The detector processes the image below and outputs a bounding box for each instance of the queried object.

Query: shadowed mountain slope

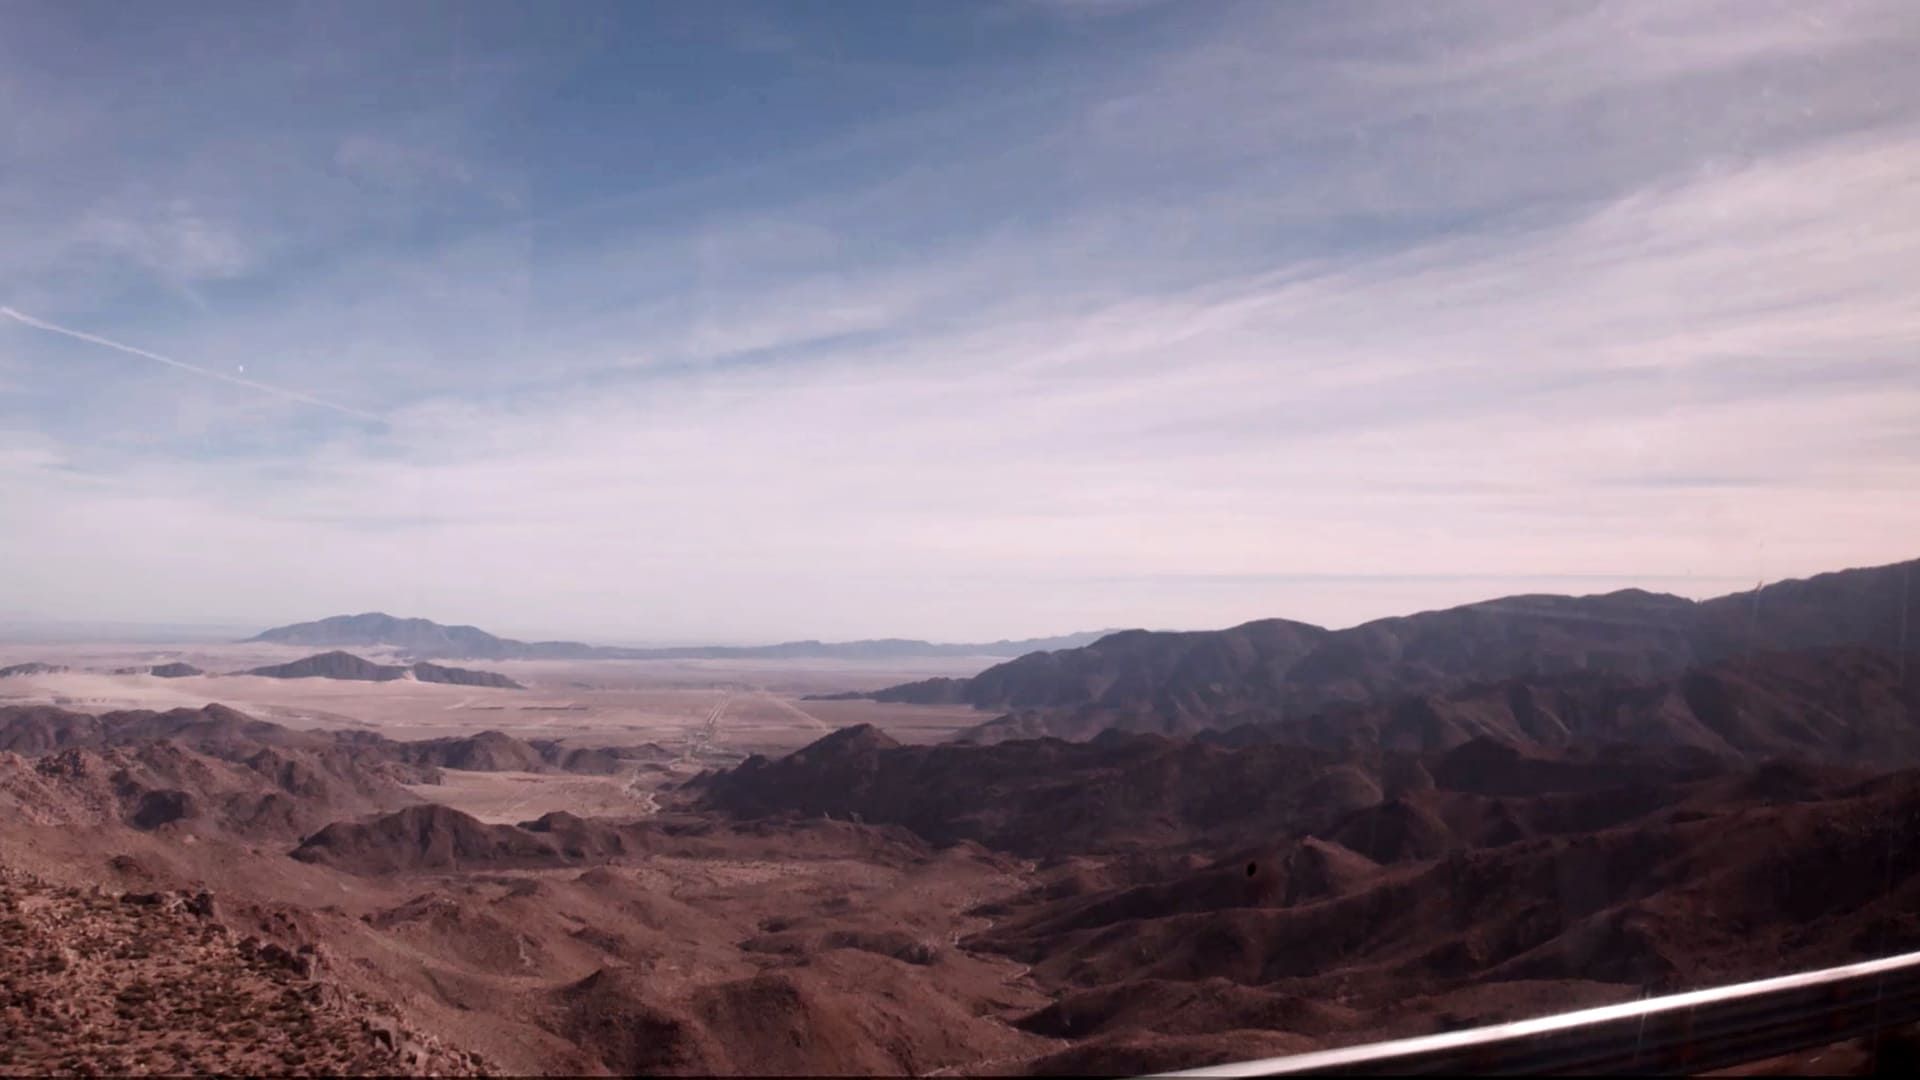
[693,722,1731,857]
[1178,646,1920,765]
[291,804,579,874]
[108,662,205,677]
[242,651,522,689]
[869,558,1920,741]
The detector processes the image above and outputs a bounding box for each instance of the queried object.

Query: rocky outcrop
[0,867,486,1075]
[243,651,522,689]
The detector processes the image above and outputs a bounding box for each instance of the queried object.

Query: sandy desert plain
[0,641,990,824]
[1,640,1079,1075]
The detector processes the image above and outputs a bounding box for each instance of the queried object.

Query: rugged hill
[869,558,1920,740]
[520,837,1053,1075]
[702,640,1920,855]
[0,740,413,837]
[682,711,1920,1072]
[693,723,1734,857]
[869,591,1711,733]
[1694,558,1920,659]
[408,660,524,689]
[691,718,1920,1070]
[0,703,668,793]
[977,647,1920,765]
[242,651,523,689]
[291,804,584,875]
[871,618,1330,714]
[109,662,205,677]
[387,730,674,774]
[0,702,320,756]
[0,702,669,825]
[965,764,1920,1068]
[8,693,1919,1074]
[0,702,1055,1075]
[396,730,546,772]
[0,704,430,836]
[245,651,406,680]
[0,661,68,678]
[249,611,1116,661]
[1347,645,1920,764]
[1279,588,1702,701]
[0,867,485,1075]
[252,614,534,659]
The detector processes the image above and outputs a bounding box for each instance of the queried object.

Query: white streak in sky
[1,306,383,422]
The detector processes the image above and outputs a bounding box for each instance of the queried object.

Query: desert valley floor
[0,645,995,834]
[0,644,1058,1075]
[6,564,1920,1077]
[0,642,991,747]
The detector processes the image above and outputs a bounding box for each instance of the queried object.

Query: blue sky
[3,0,1918,643]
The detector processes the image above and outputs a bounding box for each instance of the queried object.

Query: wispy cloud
[0,0,1916,639]
[1,307,384,422]
[74,202,254,283]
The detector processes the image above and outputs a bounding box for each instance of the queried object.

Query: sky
[2,0,1918,645]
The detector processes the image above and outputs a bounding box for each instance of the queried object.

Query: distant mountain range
[860,557,1920,742]
[247,612,1118,662]
[241,650,523,689]
[108,663,204,678]
[2,661,202,679]
[0,661,70,678]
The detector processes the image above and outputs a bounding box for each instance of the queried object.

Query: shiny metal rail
[1153,949,1920,1076]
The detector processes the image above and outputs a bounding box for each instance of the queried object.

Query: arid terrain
[3,559,1918,1076]
[12,0,1920,1071]
[0,644,992,753]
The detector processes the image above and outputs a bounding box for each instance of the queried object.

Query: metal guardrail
[1152,949,1920,1076]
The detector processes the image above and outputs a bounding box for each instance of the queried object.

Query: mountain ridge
[863,558,1920,741]
[241,650,523,689]
[248,612,1120,662]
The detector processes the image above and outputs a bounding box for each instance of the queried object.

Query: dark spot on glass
[1246,861,1257,878]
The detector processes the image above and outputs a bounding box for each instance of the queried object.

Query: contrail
[1,305,383,422]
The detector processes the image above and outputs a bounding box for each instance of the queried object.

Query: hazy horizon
[10,554,1906,650]
[5,0,1918,642]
